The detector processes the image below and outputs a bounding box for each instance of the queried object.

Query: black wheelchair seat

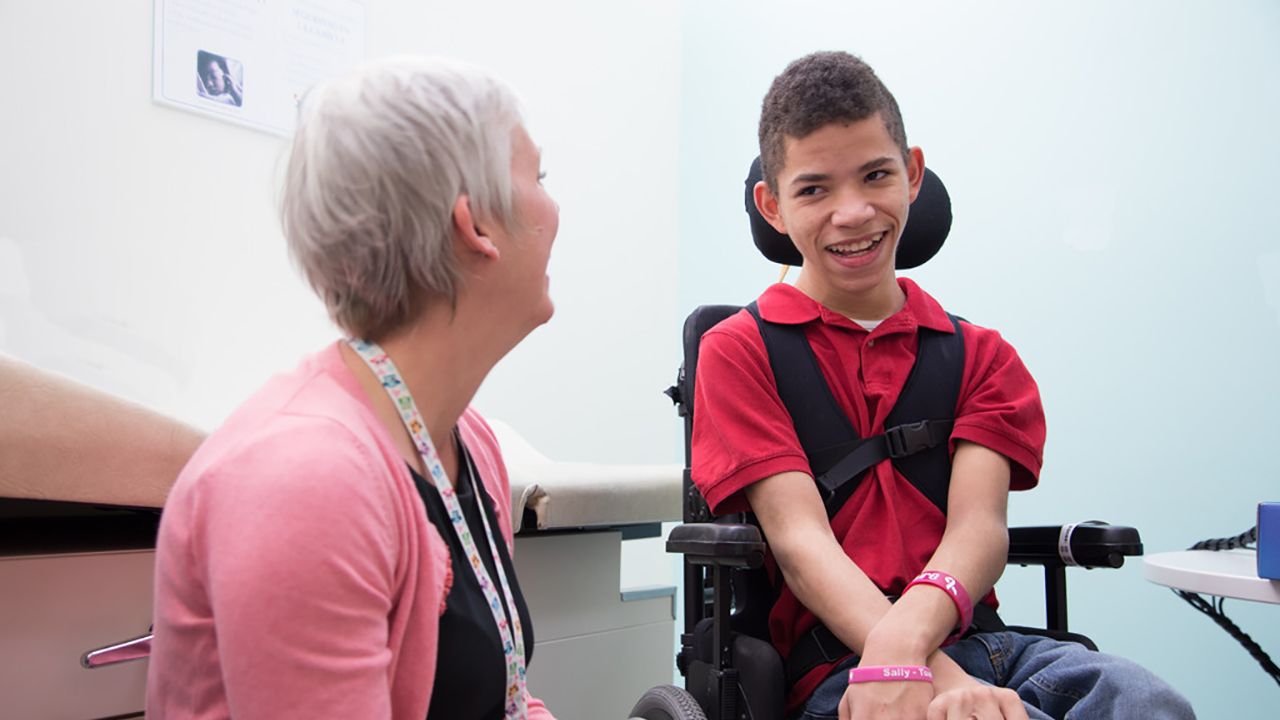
[630,158,1143,720]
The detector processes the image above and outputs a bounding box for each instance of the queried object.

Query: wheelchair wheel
[629,684,707,720]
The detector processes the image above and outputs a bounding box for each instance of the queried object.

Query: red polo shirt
[690,278,1046,711]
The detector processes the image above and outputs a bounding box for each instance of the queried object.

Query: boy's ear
[906,146,926,204]
[452,195,499,261]
[754,181,789,235]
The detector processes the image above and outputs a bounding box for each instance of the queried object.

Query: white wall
[0,0,684,466]
[678,1,1280,716]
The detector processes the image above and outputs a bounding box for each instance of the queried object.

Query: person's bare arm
[863,441,1011,661]
[850,441,1027,720]
[744,470,895,651]
[746,470,942,719]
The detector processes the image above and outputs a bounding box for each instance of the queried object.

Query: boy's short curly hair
[758,51,908,194]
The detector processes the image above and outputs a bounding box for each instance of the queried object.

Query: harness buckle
[885,421,937,458]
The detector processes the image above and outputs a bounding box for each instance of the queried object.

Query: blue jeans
[793,632,1195,720]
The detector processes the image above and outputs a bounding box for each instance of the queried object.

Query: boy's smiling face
[756,114,923,320]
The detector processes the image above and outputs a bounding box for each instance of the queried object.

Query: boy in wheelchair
[688,51,1193,720]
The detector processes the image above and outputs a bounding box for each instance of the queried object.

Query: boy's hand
[839,679,932,720]
[837,654,1030,720]
[927,682,1028,720]
[926,656,1029,720]
[837,678,1029,720]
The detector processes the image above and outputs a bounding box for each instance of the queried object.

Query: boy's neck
[794,271,907,321]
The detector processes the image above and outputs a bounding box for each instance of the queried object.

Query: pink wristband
[905,570,973,647]
[848,666,934,684]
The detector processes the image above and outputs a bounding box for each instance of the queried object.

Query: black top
[411,439,534,720]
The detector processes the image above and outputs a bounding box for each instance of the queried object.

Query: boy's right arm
[745,471,935,719]
[694,322,910,664]
[743,470,894,652]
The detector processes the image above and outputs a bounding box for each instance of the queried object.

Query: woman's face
[502,124,559,326]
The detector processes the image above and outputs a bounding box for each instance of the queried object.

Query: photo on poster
[195,50,243,108]
[153,0,365,135]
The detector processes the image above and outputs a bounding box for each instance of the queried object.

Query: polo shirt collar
[756,277,955,335]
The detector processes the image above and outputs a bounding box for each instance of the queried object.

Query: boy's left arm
[904,440,1012,641]
[847,441,1024,718]
[840,330,1042,718]
[884,325,1045,653]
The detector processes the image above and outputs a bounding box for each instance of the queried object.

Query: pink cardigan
[148,342,555,720]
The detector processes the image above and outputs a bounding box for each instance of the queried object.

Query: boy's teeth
[829,234,882,257]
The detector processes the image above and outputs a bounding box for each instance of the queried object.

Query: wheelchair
[629,159,1144,720]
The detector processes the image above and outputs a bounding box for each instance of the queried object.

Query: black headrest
[744,156,952,270]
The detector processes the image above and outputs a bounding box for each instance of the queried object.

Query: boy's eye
[866,170,890,182]
[796,185,821,197]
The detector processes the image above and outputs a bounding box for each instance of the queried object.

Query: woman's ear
[452,195,499,260]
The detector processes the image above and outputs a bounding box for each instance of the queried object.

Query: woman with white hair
[147,56,559,720]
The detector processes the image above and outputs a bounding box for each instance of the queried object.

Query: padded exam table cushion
[488,419,682,533]
[0,354,204,509]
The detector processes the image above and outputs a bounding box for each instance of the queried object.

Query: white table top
[1143,549,1280,605]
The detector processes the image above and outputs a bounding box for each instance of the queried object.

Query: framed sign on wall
[152,0,366,135]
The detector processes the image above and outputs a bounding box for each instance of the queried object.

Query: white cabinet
[0,549,153,720]
[517,530,675,720]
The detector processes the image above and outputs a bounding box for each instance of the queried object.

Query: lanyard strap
[347,339,527,720]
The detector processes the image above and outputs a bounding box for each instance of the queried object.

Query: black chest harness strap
[744,303,1006,690]
[746,302,965,519]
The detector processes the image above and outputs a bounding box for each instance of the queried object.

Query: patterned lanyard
[347,339,527,720]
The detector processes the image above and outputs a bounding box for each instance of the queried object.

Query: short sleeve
[690,318,814,515]
[951,324,1046,491]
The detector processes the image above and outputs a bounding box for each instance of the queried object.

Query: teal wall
[675,1,1280,716]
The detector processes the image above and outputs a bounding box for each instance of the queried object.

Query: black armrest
[1008,522,1143,569]
[666,522,766,569]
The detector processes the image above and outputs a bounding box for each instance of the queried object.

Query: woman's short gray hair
[281,55,523,340]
